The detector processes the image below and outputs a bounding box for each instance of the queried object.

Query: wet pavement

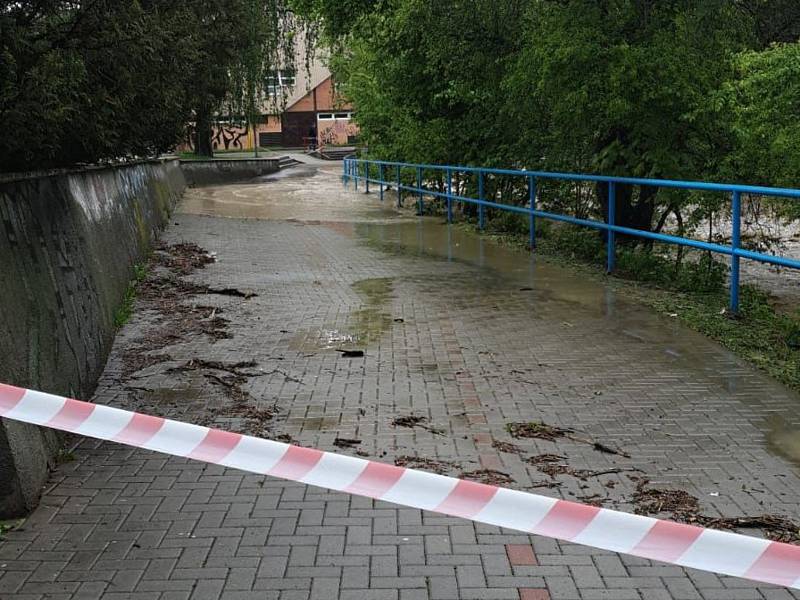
[2,161,800,599]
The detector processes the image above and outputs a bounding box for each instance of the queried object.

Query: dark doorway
[281,112,315,148]
[259,132,282,147]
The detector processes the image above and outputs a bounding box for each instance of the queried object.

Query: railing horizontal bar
[348,159,800,199]
[412,186,739,256]
[734,248,800,270]
[358,177,385,186]
[349,172,800,271]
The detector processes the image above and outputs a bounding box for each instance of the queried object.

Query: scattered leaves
[491,440,524,454]
[395,455,460,475]
[506,421,572,441]
[461,469,515,486]
[333,437,361,449]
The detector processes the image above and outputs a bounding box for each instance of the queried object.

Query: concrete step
[277,155,302,169]
[318,148,355,161]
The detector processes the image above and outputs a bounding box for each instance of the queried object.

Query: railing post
[354,160,359,191]
[365,162,370,194]
[529,175,537,250]
[396,165,402,208]
[416,167,423,215]
[730,190,741,313]
[607,181,616,273]
[478,171,485,229]
[379,164,384,202]
[446,168,453,223]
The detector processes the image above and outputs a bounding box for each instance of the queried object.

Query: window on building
[334,113,350,119]
[317,113,334,120]
[265,69,297,96]
[280,69,296,88]
[265,73,279,97]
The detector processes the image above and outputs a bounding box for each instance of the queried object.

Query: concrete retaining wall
[0,158,185,517]
[179,157,281,186]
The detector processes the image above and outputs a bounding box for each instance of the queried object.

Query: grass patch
[55,448,76,463]
[114,262,147,329]
[177,148,284,160]
[465,214,800,393]
[636,285,800,391]
[0,518,24,540]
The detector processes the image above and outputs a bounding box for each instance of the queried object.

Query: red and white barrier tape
[0,382,798,589]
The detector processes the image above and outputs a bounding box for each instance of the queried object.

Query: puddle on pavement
[350,278,395,345]
[766,415,800,467]
[355,218,615,312]
[129,385,208,417]
[290,277,395,352]
[352,218,800,471]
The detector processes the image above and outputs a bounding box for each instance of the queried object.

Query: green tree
[724,42,800,189]
[188,0,308,157]
[505,1,750,233]
[735,0,800,46]
[297,0,800,236]
[0,0,304,169]
[304,0,526,168]
[224,0,303,158]
[0,1,200,171]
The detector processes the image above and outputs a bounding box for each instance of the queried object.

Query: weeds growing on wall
[114,263,148,329]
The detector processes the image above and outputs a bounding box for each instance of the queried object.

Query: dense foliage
[0,0,301,171]
[295,0,800,234]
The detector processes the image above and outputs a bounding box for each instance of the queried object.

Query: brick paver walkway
[2,163,800,599]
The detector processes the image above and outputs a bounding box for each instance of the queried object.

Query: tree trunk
[195,105,214,157]
[596,182,658,245]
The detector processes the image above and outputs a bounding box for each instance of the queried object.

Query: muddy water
[354,218,800,467]
[178,160,800,467]
[767,415,800,466]
[355,218,695,354]
[180,164,407,223]
[355,218,612,311]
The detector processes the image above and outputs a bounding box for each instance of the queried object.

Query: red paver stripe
[519,589,551,600]
[269,445,324,480]
[506,544,538,566]
[0,383,27,413]
[113,413,165,446]
[633,519,704,563]
[479,453,504,471]
[46,398,95,430]
[435,479,498,518]
[346,461,406,498]
[532,500,600,540]
[189,429,242,464]
[746,542,800,588]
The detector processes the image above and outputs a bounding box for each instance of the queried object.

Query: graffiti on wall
[211,122,250,150]
[318,119,359,147]
[180,122,249,151]
[179,117,281,153]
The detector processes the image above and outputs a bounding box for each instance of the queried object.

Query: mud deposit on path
[114,241,279,437]
[179,164,405,223]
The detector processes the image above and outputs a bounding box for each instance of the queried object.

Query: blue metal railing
[342,157,800,312]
